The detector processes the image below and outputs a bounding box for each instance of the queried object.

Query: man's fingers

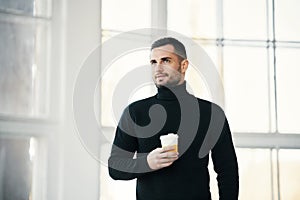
[159,162,173,168]
[159,152,178,158]
[159,158,177,165]
[157,153,178,164]
[147,147,179,170]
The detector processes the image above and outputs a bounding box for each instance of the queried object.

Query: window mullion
[151,0,167,29]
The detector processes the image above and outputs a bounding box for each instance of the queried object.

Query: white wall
[49,0,101,199]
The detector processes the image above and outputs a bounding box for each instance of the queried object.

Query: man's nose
[155,63,164,72]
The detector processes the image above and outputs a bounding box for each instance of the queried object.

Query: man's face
[150,44,188,88]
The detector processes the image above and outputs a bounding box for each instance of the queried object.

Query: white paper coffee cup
[160,133,178,152]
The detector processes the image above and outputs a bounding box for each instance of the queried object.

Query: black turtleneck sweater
[108,82,239,200]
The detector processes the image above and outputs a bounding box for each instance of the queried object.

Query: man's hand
[147,146,179,170]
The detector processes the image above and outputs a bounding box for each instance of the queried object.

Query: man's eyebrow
[150,59,157,64]
[161,57,172,61]
[150,56,173,64]
[150,57,173,61]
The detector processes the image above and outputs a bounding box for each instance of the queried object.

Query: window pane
[223,0,267,40]
[0,14,49,117]
[167,0,217,38]
[194,42,219,71]
[0,0,51,18]
[186,44,219,102]
[100,164,136,200]
[275,0,300,41]
[279,149,300,199]
[101,50,153,126]
[236,148,272,200]
[101,0,151,32]
[223,46,270,132]
[276,48,300,133]
[0,136,39,200]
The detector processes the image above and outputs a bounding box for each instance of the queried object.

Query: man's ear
[180,59,189,73]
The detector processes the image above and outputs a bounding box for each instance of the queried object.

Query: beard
[155,65,182,88]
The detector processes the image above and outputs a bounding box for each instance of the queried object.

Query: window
[276,48,300,133]
[101,0,151,42]
[168,0,217,39]
[275,0,300,41]
[236,148,273,200]
[0,137,44,200]
[0,13,50,117]
[223,46,270,132]
[278,149,300,199]
[0,0,51,199]
[223,0,268,40]
[100,0,300,199]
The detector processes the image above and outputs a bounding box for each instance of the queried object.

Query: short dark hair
[151,37,187,60]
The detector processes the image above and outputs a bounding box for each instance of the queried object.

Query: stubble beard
[155,65,182,88]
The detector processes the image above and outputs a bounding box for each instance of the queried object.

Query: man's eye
[150,62,157,66]
[163,59,170,63]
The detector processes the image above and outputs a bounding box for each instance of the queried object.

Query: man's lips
[155,73,168,78]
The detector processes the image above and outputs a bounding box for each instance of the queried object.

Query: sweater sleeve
[211,112,239,200]
[108,107,152,180]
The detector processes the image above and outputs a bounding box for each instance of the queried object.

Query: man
[108,37,239,200]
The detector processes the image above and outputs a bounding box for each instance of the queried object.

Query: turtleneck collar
[156,81,189,100]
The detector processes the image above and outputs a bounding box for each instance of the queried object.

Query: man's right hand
[146,146,179,170]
